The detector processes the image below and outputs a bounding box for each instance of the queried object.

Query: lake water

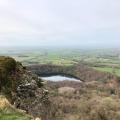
[41,75,80,82]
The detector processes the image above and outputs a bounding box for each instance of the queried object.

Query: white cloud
[0,0,120,47]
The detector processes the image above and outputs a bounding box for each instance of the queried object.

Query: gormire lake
[41,75,80,82]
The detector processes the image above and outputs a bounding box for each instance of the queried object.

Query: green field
[1,47,120,76]
[93,66,120,76]
[93,67,113,73]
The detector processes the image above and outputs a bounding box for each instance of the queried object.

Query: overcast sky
[0,0,120,47]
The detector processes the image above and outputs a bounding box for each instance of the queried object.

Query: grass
[12,53,76,66]
[93,67,113,73]
[0,95,30,120]
[115,69,120,76]
[0,110,30,120]
[93,66,120,76]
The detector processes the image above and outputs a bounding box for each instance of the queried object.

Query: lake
[40,75,80,82]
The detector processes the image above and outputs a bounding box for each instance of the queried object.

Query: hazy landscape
[0,0,120,120]
[1,47,120,76]
[1,47,120,120]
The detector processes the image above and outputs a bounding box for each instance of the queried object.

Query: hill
[1,56,120,120]
[0,56,48,120]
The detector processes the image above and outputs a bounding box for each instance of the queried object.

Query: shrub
[0,56,17,97]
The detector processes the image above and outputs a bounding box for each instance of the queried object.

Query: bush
[0,56,17,97]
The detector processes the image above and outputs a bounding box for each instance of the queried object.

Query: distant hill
[1,57,120,120]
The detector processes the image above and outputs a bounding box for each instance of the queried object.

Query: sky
[0,0,120,47]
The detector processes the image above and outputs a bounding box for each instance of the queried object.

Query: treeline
[27,63,118,82]
[44,77,120,120]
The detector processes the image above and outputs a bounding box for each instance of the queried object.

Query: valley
[1,48,120,120]
[1,47,120,76]
[0,0,119,119]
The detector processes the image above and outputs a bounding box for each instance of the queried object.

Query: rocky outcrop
[13,65,51,120]
[0,57,50,120]
[14,78,50,120]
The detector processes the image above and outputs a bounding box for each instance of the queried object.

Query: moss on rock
[0,57,17,98]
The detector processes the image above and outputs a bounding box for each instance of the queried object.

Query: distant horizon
[1,44,120,50]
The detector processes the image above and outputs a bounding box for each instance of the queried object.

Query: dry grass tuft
[0,95,12,109]
[58,87,75,94]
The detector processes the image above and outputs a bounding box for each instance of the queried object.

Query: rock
[17,83,37,98]
[35,117,41,120]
